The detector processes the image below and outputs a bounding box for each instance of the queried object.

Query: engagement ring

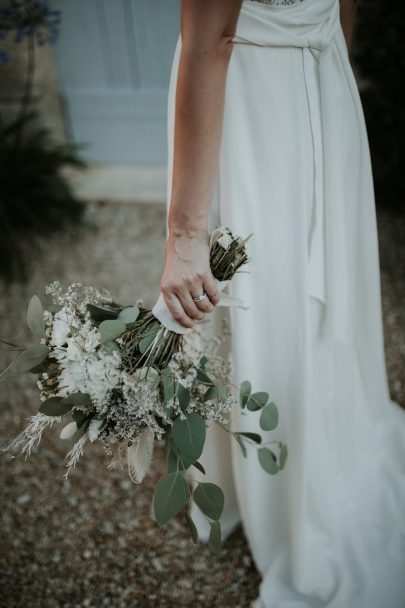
[192,292,207,302]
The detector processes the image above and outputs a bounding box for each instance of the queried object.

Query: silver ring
[192,292,207,302]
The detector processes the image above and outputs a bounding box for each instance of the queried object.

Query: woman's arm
[160,0,243,329]
[339,0,358,53]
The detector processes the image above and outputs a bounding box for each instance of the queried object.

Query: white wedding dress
[164,1,405,606]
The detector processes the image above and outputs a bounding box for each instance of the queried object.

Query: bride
[158,1,405,606]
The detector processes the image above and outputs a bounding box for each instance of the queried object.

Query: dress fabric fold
[164,1,405,606]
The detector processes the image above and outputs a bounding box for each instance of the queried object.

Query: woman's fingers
[161,272,221,329]
[203,274,221,307]
[161,290,195,329]
[176,287,206,320]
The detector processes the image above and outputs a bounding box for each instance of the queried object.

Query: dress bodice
[249,0,303,5]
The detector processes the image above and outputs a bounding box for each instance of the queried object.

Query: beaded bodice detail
[249,0,303,5]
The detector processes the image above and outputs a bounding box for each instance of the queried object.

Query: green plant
[0,1,86,282]
[0,113,85,281]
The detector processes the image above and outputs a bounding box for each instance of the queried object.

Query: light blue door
[51,0,180,164]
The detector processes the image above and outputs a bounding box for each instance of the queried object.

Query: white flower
[88,418,104,442]
[218,232,233,249]
[66,340,82,362]
[58,365,84,396]
[84,330,100,352]
[51,309,72,347]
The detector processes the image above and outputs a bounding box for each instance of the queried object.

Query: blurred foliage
[0,113,85,282]
[352,0,405,209]
[0,1,86,284]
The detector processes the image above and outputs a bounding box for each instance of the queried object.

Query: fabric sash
[232,0,350,343]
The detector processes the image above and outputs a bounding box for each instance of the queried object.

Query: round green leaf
[99,319,126,345]
[172,412,206,464]
[138,327,160,354]
[169,438,193,470]
[279,443,288,470]
[39,396,73,416]
[246,391,269,411]
[27,295,45,338]
[86,304,118,322]
[161,368,175,403]
[176,382,190,410]
[235,431,262,444]
[72,410,91,429]
[258,447,279,475]
[239,380,251,408]
[260,401,279,431]
[203,384,226,402]
[62,392,92,408]
[185,512,199,545]
[118,306,140,324]
[192,461,206,475]
[193,482,224,521]
[14,344,49,373]
[153,471,189,526]
[208,520,222,555]
[235,434,247,458]
[72,417,91,443]
[196,368,214,385]
[0,360,15,383]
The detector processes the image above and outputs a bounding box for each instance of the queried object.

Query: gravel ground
[0,201,403,608]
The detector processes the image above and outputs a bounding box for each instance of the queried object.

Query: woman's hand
[160,229,221,329]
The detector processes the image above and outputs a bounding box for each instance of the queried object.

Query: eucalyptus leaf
[169,438,193,470]
[185,512,199,545]
[72,410,91,429]
[73,417,91,443]
[234,434,247,458]
[47,304,62,314]
[153,471,189,526]
[39,396,73,417]
[161,368,175,403]
[0,359,16,383]
[279,443,288,470]
[176,382,190,411]
[138,328,160,354]
[246,391,269,411]
[166,441,179,473]
[172,412,206,464]
[14,344,49,373]
[239,380,251,408]
[62,392,92,408]
[260,402,279,431]
[102,340,121,353]
[27,295,45,338]
[258,447,279,475]
[208,520,222,555]
[199,355,208,369]
[203,384,226,402]
[118,306,140,325]
[193,482,224,521]
[28,358,51,374]
[99,319,126,345]
[196,368,214,385]
[192,461,206,475]
[235,432,262,444]
[86,304,119,322]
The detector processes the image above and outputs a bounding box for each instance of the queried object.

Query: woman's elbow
[181,32,236,63]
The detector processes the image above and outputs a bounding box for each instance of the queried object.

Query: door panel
[51,0,180,163]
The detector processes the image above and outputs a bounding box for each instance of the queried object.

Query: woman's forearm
[339,0,358,53]
[168,1,242,237]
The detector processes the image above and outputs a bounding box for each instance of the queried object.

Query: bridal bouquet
[1,226,287,555]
